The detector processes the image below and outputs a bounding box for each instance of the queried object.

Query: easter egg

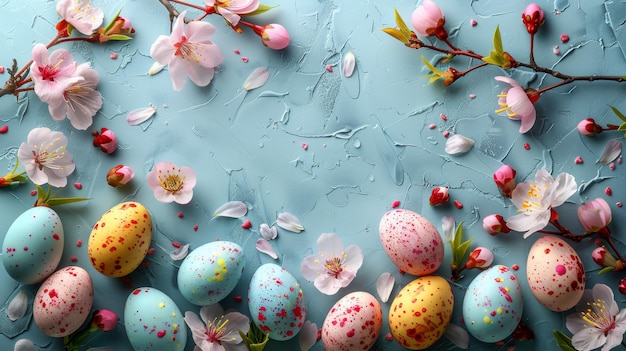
[388,276,453,350]
[322,291,382,351]
[33,266,93,337]
[463,265,523,342]
[527,236,585,311]
[2,207,64,284]
[124,287,187,351]
[248,263,306,340]
[379,209,444,276]
[177,241,245,305]
[88,202,152,277]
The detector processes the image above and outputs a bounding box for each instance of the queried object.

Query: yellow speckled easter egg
[388,276,453,350]
[88,202,152,277]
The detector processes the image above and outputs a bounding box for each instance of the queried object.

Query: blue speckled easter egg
[248,263,307,340]
[2,207,64,284]
[177,241,245,306]
[463,265,523,343]
[124,287,187,351]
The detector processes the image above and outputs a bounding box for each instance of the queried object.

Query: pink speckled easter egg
[379,209,444,276]
[322,291,382,350]
[527,236,585,311]
[33,266,93,337]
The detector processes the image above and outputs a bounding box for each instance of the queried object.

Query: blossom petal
[317,233,344,255]
[199,304,224,324]
[14,339,36,351]
[126,106,157,125]
[550,172,577,207]
[170,244,189,261]
[342,51,356,78]
[259,223,278,240]
[277,212,304,233]
[213,201,248,218]
[7,291,28,321]
[597,139,622,165]
[243,67,270,91]
[313,274,343,295]
[441,216,455,242]
[221,311,250,343]
[342,244,364,271]
[445,134,475,155]
[256,238,278,259]
[300,255,324,281]
[299,321,318,351]
[494,76,522,89]
[148,61,166,75]
[376,272,395,303]
[593,284,618,316]
[444,323,470,349]
[571,327,606,351]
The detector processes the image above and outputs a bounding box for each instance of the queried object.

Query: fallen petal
[170,244,189,261]
[299,320,318,351]
[148,61,166,75]
[445,134,475,155]
[14,339,36,351]
[277,212,304,233]
[256,238,278,259]
[7,291,27,321]
[260,223,278,240]
[342,51,356,78]
[376,272,395,303]
[444,323,470,349]
[597,139,622,165]
[243,67,270,91]
[213,201,248,218]
[442,216,455,242]
[126,106,157,126]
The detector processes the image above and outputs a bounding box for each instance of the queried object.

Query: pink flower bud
[493,165,516,197]
[578,198,612,234]
[522,3,544,35]
[106,164,134,187]
[619,278,626,295]
[465,247,494,269]
[482,214,510,235]
[93,128,117,154]
[261,24,290,50]
[92,309,118,331]
[411,0,447,40]
[592,246,618,268]
[429,186,449,206]
[577,118,603,137]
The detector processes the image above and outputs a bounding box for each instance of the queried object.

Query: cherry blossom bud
[411,0,447,40]
[493,164,516,197]
[578,198,612,236]
[482,214,510,235]
[106,164,134,187]
[93,128,117,154]
[429,186,450,206]
[261,24,290,50]
[465,247,494,269]
[92,309,118,331]
[577,118,603,137]
[522,3,544,35]
[592,246,621,270]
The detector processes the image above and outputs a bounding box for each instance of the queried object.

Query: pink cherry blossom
[429,186,449,206]
[577,118,603,136]
[482,214,510,235]
[578,198,612,234]
[205,0,259,26]
[150,11,224,91]
[300,233,363,295]
[30,44,78,103]
[47,63,102,130]
[184,304,250,351]
[522,3,545,35]
[494,76,537,133]
[261,24,290,50]
[411,0,447,39]
[106,165,134,187]
[146,161,196,204]
[464,247,494,269]
[93,128,117,154]
[17,127,75,187]
[56,0,104,35]
[493,164,516,197]
[91,309,118,331]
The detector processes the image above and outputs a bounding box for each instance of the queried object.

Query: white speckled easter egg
[177,241,245,305]
[527,236,585,311]
[463,265,523,343]
[2,207,64,284]
[124,287,187,351]
[388,276,453,350]
[248,263,307,340]
[88,202,152,277]
[322,291,382,351]
[379,209,444,276]
[33,266,93,337]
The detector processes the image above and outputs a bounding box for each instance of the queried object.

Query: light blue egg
[124,287,187,351]
[248,263,307,341]
[2,207,64,284]
[463,265,523,343]
[177,241,245,305]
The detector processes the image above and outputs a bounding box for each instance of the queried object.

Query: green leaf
[421,55,444,75]
[453,222,463,248]
[599,266,615,274]
[382,27,409,43]
[107,34,133,41]
[617,122,626,131]
[394,7,412,39]
[481,26,505,67]
[456,239,472,265]
[493,26,503,55]
[103,8,123,35]
[610,105,626,122]
[46,197,91,207]
[553,330,576,351]
[244,4,277,16]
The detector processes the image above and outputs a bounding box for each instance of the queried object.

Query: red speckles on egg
[322,292,382,350]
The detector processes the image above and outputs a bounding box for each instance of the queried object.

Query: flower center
[39,64,61,81]
[206,317,229,343]
[580,298,615,334]
[324,257,343,278]
[32,138,67,170]
[495,93,517,117]
[174,36,201,63]
[158,172,185,193]
[519,183,544,213]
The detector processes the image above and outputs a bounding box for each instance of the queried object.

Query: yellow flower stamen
[157,168,186,193]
